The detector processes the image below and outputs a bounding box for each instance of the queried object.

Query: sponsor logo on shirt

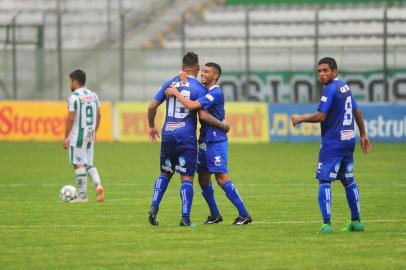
[340,130,355,140]
[79,95,95,103]
[171,81,189,88]
[165,122,186,131]
[321,96,328,102]
[340,84,350,93]
[205,94,214,101]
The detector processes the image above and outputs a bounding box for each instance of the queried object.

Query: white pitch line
[254,219,406,224]
[1,183,406,188]
[0,219,404,229]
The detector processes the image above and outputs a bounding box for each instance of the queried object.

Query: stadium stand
[1,0,405,101]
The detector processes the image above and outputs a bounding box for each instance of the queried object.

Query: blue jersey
[317,78,360,155]
[154,75,206,143]
[196,85,228,142]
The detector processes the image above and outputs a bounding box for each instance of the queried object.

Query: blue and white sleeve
[317,85,335,113]
[154,80,171,103]
[197,90,219,110]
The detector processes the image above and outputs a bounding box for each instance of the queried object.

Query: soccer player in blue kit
[291,57,372,234]
[147,53,229,226]
[166,62,252,225]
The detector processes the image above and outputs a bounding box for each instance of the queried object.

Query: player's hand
[165,87,178,97]
[179,71,188,83]
[63,138,69,149]
[360,135,372,154]
[223,121,230,133]
[148,127,160,143]
[291,114,302,127]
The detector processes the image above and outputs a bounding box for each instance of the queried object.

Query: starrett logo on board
[0,105,66,136]
[0,102,113,141]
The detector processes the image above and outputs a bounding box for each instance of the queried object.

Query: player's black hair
[69,69,86,85]
[182,52,199,67]
[205,62,222,79]
[318,57,338,70]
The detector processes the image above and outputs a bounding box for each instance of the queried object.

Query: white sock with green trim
[86,166,102,189]
[75,167,87,199]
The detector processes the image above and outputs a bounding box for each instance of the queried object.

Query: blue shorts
[197,140,228,174]
[160,141,197,177]
[316,151,355,182]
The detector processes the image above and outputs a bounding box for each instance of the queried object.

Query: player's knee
[181,175,193,182]
[215,173,229,187]
[160,172,173,181]
[198,173,211,188]
[341,179,354,187]
[319,180,331,185]
[73,164,85,170]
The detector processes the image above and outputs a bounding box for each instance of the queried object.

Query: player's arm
[165,87,202,110]
[147,99,162,143]
[198,110,230,133]
[291,111,326,127]
[354,108,372,154]
[64,111,75,149]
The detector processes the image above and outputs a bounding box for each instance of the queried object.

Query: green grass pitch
[0,142,405,270]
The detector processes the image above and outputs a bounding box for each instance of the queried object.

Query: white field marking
[1,183,406,188]
[0,219,405,229]
[254,219,406,224]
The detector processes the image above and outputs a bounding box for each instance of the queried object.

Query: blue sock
[180,181,194,218]
[222,180,249,218]
[201,183,220,217]
[318,182,332,224]
[344,181,361,221]
[151,176,169,208]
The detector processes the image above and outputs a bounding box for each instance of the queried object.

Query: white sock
[86,166,102,189]
[75,167,87,198]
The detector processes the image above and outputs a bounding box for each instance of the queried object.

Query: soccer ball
[60,185,78,202]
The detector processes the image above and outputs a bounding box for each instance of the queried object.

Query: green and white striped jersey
[67,87,100,149]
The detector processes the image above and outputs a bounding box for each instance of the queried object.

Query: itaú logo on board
[0,106,66,137]
[270,113,320,137]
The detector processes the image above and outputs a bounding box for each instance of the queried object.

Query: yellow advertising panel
[116,102,165,142]
[0,101,113,142]
[225,102,269,143]
[116,102,269,143]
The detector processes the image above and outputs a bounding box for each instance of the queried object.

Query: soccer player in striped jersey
[63,70,104,203]
[291,57,372,233]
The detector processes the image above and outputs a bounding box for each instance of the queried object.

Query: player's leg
[215,173,251,225]
[197,142,222,224]
[148,142,174,226]
[69,146,88,203]
[199,172,222,224]
[316,154,339,233]
[209,141,251,225]
[178,143,197,227]
[318,180,332,233]
[85,143,104,202]
[339,156,364,232]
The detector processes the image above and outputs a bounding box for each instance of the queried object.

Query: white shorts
[69,145,94,166]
